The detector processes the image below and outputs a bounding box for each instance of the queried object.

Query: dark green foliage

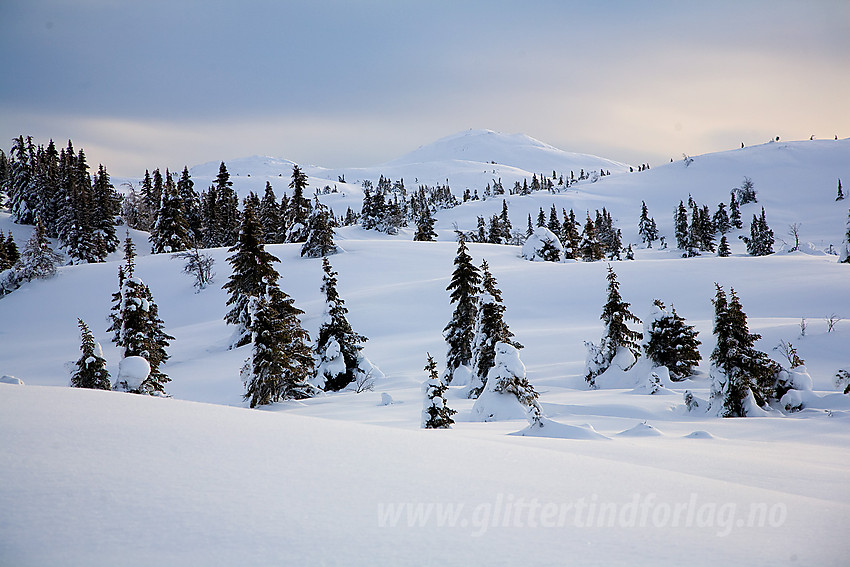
[674,200,690,251]
[561,208,581,259]
[117,274,173,395]
[638,201,658,247]
[729,192,743,229]
[177,166,202,242]
[71,319,111,390]
[301,199,339,258]
[713,202,731,234]
[743,207,774,256]
[413,206,437,241]
[315,258,368,392]
[837,179,844,201]
[579,213,604,261]
[710,285,780,416]
[150,170,194,254]
[223,206,281,348]
[259,182,282,243]
[469,260,521,398]
[15,221,63,282]
[422,353,455,429]
[645,300,702,380]
[443,237,481,382]
[241,284,316,407]
[286,165,311,242]
[718,235,731,257]
[585,266,642,387]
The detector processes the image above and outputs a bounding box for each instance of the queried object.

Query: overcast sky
[1,0,848,176]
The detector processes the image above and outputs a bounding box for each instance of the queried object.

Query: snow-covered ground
[1,130,849,565]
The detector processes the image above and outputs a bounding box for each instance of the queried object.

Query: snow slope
[1,131,850,565]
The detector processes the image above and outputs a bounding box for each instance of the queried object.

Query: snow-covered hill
[1,130,849,566]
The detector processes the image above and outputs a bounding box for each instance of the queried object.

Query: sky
[1,0,848,177]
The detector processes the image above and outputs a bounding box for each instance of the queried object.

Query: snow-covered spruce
[242,285,316,407]
[472,342,542,425]
[422,353,455,429]
[70,318,111,390]
[285,165,311,243]
[468,260,521,399]
[223,205,281,349]
[840,208,850,263]
[706,285,780,417]
[442,236,481,385]
[313,257,380,392]
[585,265,642,388]
[149,169,194,254]
[13,220,63,284]
[643,299,701,381]
[301,198,340,258]
[521,226,562,262]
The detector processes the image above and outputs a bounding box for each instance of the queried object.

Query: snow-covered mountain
[2,131,849,566]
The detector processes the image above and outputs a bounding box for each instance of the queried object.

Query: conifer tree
[301,199,339,258]
[286,165,311,242]
[585,266,642,387]
[413,205,438,242]
[713,202,731,234]
[499,200,512,241]
[718,235,731,257]
[71,319,112,390]
[108,235,136,345]
[729,192,743,229]
[15,221,63,282]
[214,162,240,246]
[638,201,658,247]
[315,258,369,391]
[114,273,173,395]
[674,201,689,250]
[443,237,481,384]
[223,206,281,349]
[177,166,201,242]
[839,209,850,263]
[526,214,533,237]
[561,208,581,259]
[469,260,520,398]
[241,283,315,407]
[473,342,542,425]
[422,353,456,429]
[90,163,121,258]
[579,213,604,261]
[837,179,844,201]
[258,181,282,243]
[150,170,194,254]
[744,207,774,256]
[709,285,779,416]
[644,300,701,380]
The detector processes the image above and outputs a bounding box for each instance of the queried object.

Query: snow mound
[510,417,609,440]
[385,129,629,174]
[684,430,716,439]
[115,356,151,392]
[0,375,24,385]
[379,392,394,406]
[617,422,664,437]
[521,226,563,261]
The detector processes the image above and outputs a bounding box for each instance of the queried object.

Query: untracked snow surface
[1,131,850,566]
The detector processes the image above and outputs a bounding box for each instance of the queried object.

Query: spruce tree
[443,237,481,384]
[90,163,121,259]
[286,165,311,242]
[223,205,281,348]
[115,274,173,395]
[729,192,743,229]
[258,181,282,243]
[301,199,339,258]
[744,208,774,256]
[638,201,658,247]
[469,260,520,398]
[839,209,850,263]
[71,319,111,390]
[15,221,63,282]
[713,202,731,234]
[837,179,844,201]
[709,285,779,416]
[177,166,201,243]
[214,162,240,246]
[150,170,193,254]
[561,208,581,259]
[644,300,701,380]
[315,258,369,392]
[579,213,604,261]
[585,265,642,387]
[241,283,315,407]
[413,206,438,241]
[674,201,689,250]
[718,235,731,257]
[422,353,456,429]
[108,235,136,345]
